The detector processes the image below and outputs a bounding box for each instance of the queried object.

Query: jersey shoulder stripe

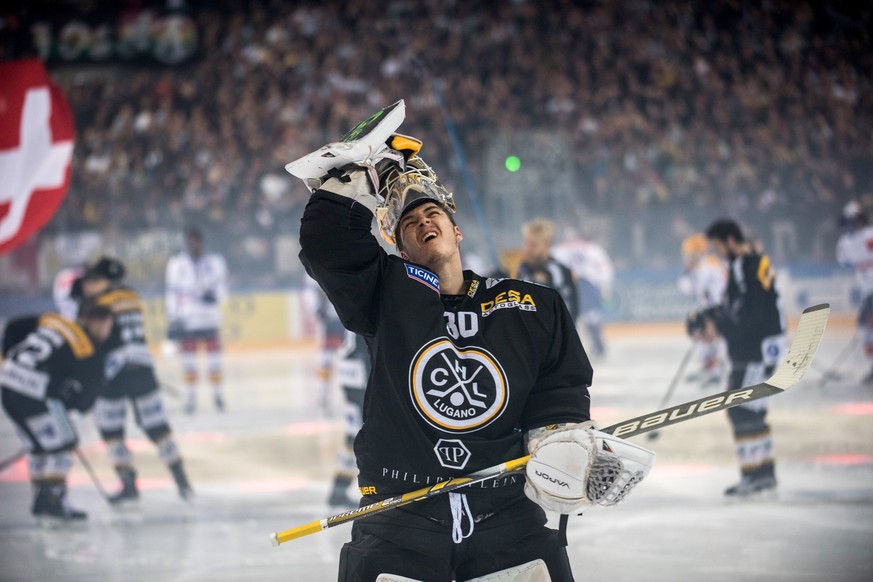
[37,313,94,359]
[756,254,775,291]
[97,288,142,313]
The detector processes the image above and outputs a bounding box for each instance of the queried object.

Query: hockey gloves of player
[524,422,655,514]
[201,290,217,304]
[285,100,407,192]
[686,310,706,337]
[686,306,724,339]
[60,379,95,413]
[308,135,421,215]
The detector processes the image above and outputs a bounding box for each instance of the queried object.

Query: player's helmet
[87,256,126,282]
[681,233,708,256]
[841,200,869,230]
[375,155,456,245]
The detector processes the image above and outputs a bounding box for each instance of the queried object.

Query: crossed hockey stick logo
[409,338,508,433]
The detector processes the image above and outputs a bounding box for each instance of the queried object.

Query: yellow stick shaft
[269,455,532,546]
[271,519,326,545]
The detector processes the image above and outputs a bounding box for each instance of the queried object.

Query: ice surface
[1,324,871,581]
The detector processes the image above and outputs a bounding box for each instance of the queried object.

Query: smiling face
[396,201,463,268]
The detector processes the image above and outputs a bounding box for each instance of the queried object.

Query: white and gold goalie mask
[375,156,456,245]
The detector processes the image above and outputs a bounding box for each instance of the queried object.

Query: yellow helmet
[681,233,708,256]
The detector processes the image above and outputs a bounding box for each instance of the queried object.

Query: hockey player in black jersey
[693,220,785,497]
[517,218,579,322]
[327,330,371,509]
[292,101,655,582]
[75,257,193,504]
[1,303,114,523]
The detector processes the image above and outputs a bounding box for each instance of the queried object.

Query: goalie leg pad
[462,559,551,582]
[587,430,655,506]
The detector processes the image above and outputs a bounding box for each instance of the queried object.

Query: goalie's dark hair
[705,219,745,243]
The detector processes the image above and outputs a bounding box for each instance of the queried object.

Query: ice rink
[1,318,872,582]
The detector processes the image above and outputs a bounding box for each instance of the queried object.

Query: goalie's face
[397,202,463,267]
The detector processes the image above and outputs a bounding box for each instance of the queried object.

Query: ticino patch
[405,264,440,293]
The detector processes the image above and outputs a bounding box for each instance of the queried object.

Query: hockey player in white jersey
[53,266,85,321]
[552,229,613,358]
[678,233,728,388]
[165,227,228,413]
[836,201,873,384]
[302,273,347,414]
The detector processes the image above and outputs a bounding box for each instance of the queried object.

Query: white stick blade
[767,303,830,390]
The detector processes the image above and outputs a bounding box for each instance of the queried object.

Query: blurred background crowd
[1,0,871,298]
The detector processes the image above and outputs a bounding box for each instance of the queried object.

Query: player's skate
[108,467,140,505]
[214,392,225,412]
[285,100,407,193]
[32,481,87,525]
[169,460,194,501]
[724,473,777,498]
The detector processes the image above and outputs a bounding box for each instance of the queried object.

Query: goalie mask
[375,156,456,245]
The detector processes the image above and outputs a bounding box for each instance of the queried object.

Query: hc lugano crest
[409,338,508,433]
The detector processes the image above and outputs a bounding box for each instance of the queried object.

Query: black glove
[201,290,217,304]
[686,306,724,338]
[686,310,706,337]
[167,319,184,340]
[60,379,88,411]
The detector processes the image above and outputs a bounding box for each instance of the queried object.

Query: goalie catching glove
[524,422,655,514]
[285,100,456,245]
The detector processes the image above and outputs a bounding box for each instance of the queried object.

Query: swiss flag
[0,59,75,255]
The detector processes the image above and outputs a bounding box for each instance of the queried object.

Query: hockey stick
[646,344,695,441]
[269,303,829,546]
[159,380,184,400]
[0,448,27,473]
[73,448,112,501]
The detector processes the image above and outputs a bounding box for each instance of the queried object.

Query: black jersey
[1,313,104,411]
[92,285,157,389]
[300,191,592,503]
[517,257,579,320]
[714,252,784,363]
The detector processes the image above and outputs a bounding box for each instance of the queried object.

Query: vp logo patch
[409,338,508,433]
[434,439,471,470]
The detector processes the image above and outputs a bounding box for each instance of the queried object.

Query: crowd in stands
[23,0,873,279]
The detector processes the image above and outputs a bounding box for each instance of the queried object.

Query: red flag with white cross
[0,58,75,255]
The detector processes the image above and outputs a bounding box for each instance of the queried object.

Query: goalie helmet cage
[271,303,830,546]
